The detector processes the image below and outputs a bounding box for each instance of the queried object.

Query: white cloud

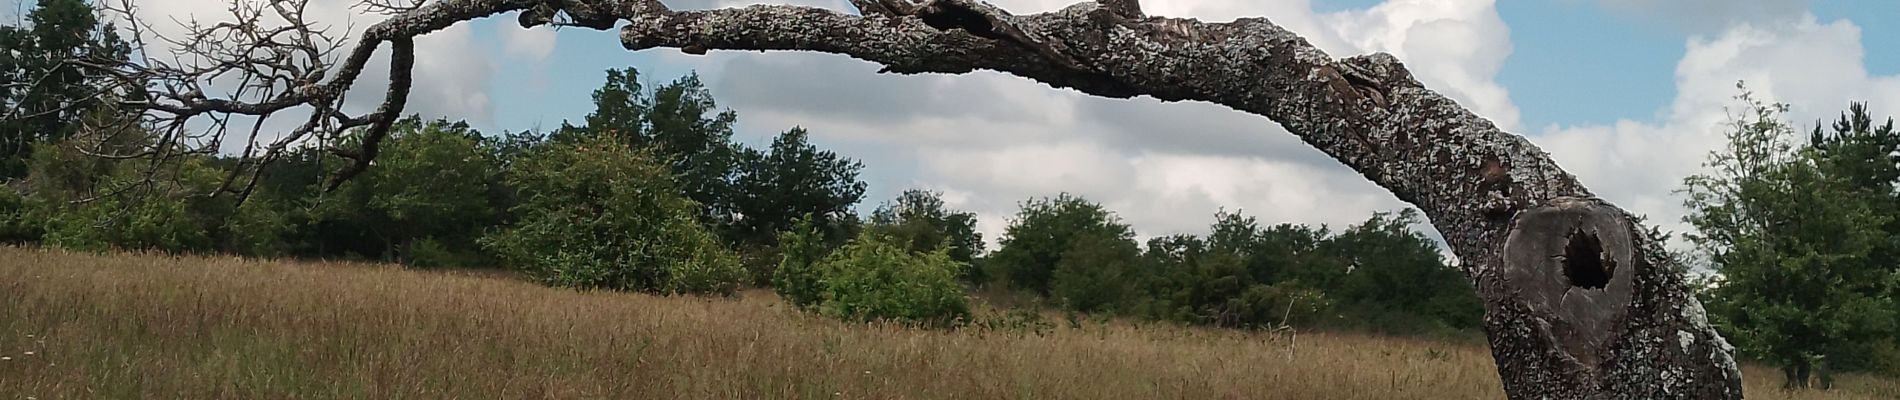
[1534,14,1900,244]
[499,22,557,62]
[669,0,1516,247]
[1322,0,1521,130]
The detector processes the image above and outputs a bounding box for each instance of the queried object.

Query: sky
[57,0,1900,251]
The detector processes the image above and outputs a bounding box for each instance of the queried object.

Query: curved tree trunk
[139,0,1749,397]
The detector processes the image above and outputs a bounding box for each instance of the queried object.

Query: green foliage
[0,0,131,178]
[38,156,231,253]
[988,193,1136,294]
[1318,209,1482,334]
[1053,207,1478,335]
[289,117,505,265]
[1229,283,1331,329]
[569,68,866,280]
[867,189,984,278]
[773,216,829,309]
[482,135,743,295]
[811,231,971,327]
[728,127,867,247]
[0,186,42,243]
[567,68,742,226]
[970,308,1055,337]
[1049,231,1142,313]
[222,197,292,257]
[1682,90,1899,385]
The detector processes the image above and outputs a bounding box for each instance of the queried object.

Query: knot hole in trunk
[1563,229,1612,289]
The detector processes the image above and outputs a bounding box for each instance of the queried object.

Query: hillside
[1,247,1894,399]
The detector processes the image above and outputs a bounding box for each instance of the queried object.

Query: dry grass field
[2,246,1895,399]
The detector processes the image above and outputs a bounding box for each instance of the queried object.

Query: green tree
[1682,92,1899,388]
[0,0,130,178]
[987,193,1137,294]
[727,127,867,247]
[567,68,741,225]
[292,117,504,266]
[1809,102,1900,197]
[34,151,235,254]
[351,117,502,266]
[1049,230,1142,313]
[1141,234,1252,324]
[1318,209,1481,334]
[866,189,984,275]
[482,135,744,295]
[773,215,829,309]
[811,230,970,327]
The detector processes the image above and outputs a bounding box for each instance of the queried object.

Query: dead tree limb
[100,0,1744,397]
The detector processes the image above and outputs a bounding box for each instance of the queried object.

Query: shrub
[987,193,1136,294]
[812,231,970,327]
[1049,231,1141,313]
[772,216,828,309]
[38,157,231,253]
[0,187,42,243]
[221,197,292,257]
[1229,283,1331,329]
[482,136,743,295]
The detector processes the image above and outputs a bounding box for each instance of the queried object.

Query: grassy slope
[1,247,1894,399]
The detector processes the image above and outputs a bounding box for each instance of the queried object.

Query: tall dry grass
[1,246,1894,399]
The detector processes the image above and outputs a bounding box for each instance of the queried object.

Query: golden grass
[1,247,1894,399]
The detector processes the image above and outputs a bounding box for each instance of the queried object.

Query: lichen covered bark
[259,0,1747,397]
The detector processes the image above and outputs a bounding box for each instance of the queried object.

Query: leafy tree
[773,215,829,309]
[811,230,970,327]
[987,193,1136,294]
[294,117,504,266]
[1806,105,1900,367]
[482,135,744,295]
[36,155,233,253]
[866,189,984,276]
[1682,93,1899,387]
[1317,209,1481,334]
[0,0,131,178]
[1049,230,1142,313]
[1141,234,1250,324]
[567,68,741,225]
[0,185,40,243]
[1127,209,1473,333]
[727,127,867,247]
[351,117,502,265]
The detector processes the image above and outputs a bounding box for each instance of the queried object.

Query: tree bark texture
[241,0,1752,397]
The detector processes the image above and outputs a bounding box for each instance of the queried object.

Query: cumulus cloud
[1534,14,1900,244]
[1322,0,1521,130]
[499,22,557,62]
[669,0,1519,247]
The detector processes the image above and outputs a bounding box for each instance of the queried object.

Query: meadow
[2,246,1895,399]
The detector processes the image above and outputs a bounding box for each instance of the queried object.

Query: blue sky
[102,0,1900,249]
